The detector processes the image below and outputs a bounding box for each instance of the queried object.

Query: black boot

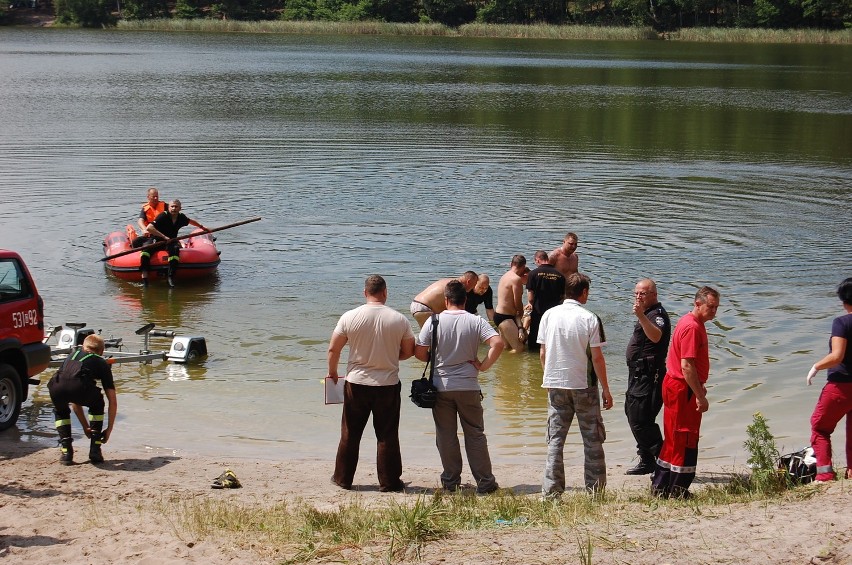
[59,437,74,465]
[625,456,656,475]
[167,257,178,287]
[89,420,104,463]
[56,414,74,465]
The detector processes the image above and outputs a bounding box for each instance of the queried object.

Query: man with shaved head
[623,279,671,475]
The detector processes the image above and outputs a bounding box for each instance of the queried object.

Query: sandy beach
[2,437,850,565]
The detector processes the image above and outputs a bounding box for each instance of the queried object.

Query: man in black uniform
[465,274,495,322]
[525,250,565,351]
[624,278,671,475]
[47,334,118,465]
[145,199,209,287]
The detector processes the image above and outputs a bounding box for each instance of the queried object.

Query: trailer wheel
[0,363,23,432]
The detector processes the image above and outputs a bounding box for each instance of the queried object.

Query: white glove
[806,365,819,386]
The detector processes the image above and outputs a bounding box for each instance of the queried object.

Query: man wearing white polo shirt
[537,273,613,497]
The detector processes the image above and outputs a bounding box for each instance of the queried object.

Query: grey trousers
[432,390,498,493]
[542,387,607,496]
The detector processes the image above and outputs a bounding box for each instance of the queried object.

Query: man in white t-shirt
[415,280,504,494]
[328,275,416,492]
[537,273,613,497]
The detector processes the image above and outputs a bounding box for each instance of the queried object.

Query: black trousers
[624,366,664,461]
[333,381,402,491]
[48,379,105,420]
[527,313,543,351]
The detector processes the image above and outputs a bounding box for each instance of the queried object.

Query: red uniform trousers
[651,374,703,496]
[810,381,852,481]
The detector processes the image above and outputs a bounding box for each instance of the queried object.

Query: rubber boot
[140,251,151,286]
[59,438,74,465]
[55,412,74,465]
[167,256,178,287]
[89,419,104,463]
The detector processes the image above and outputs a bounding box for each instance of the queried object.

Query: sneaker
[211,469,242,489]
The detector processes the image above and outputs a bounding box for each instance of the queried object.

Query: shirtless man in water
[495,255,527,352]
[411,271,478,328]
[550,232,579,280]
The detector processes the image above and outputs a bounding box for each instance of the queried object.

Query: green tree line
[18,0,852,31]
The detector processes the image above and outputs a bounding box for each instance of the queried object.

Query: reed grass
[457,23,657,40]
[669,26,852,44]
[116,18,450,35]
[115,18,655,40]
[114,19,849,44]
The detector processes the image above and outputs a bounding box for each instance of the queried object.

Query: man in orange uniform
[129,187,167,286]
[651,286,720,498]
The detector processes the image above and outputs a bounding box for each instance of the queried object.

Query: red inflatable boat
[102,228,221,283]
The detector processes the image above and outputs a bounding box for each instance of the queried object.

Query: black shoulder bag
[410,314,439,408]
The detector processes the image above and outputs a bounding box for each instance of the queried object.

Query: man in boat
[138,187,166,233]
[145,199,209,287]
[410,271,478,328]
[465,274,495,323]
[328,275,416,492]
[494,254,527,352]
[47,334,117,465]
[129,187,167,286]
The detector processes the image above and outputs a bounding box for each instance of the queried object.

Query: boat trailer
[45,322,207,367]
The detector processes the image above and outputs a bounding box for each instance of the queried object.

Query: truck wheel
[0,363,23,432]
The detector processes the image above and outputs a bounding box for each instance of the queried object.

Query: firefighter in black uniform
[48,334,117,465]
[624,279,671,475]
[145,199,208,287]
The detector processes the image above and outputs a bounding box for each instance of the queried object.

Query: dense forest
[3,0,850,31]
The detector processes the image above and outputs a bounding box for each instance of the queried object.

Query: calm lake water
[1,29,850,472]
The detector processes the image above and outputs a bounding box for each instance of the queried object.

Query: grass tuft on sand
[155,476,845,563]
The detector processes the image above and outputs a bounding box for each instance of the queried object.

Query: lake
[0,28,849,472]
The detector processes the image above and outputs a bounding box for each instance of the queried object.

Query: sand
[2,437,850,565]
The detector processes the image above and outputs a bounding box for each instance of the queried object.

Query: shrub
[743,412,786,493]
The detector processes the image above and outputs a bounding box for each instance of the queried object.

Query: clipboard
[324,377,345,405]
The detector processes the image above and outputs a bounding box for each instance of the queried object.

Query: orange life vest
[141,201,166,226]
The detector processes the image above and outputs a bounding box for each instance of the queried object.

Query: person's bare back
[411,272,478,328]
[495,256,527,352]
[413,278,453,313]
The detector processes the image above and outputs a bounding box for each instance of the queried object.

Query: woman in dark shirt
[807,277,852,482]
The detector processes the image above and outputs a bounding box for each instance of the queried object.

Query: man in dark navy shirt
[146,199,208,287]
[624,278,671,475]
[465,274,494,322]
[526,251,565,351]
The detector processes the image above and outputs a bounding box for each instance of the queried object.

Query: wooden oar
[100,217,262,262]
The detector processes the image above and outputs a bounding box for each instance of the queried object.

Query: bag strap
[420,314,439,383]
[428,314,439,385]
